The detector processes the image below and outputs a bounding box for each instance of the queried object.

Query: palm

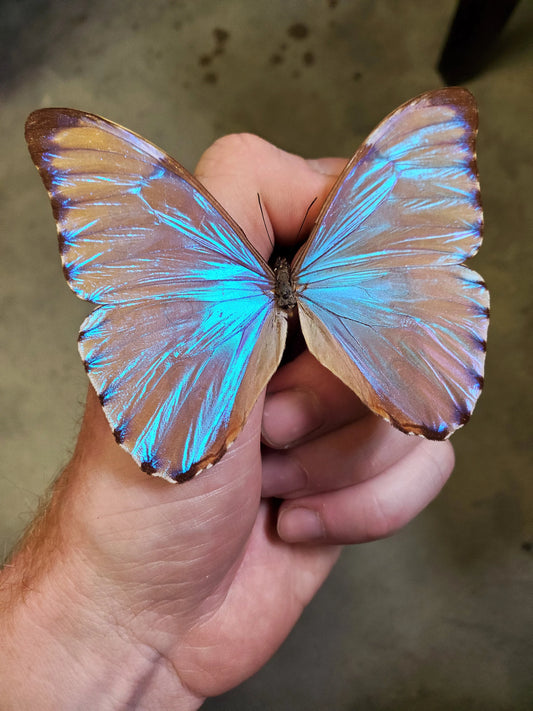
[69,390,338,698]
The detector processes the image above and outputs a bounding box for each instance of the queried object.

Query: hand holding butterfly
[1,134,454,710]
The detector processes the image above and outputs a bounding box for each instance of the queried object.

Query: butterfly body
[273,257,297,311]
[25,88,489,483]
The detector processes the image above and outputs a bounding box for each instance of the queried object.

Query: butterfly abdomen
[274,257,297,310]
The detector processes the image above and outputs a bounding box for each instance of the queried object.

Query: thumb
[195,132,346,256]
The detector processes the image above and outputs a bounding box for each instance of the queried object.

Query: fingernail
[278,507,325,543]
[262,389,323,448]
[262,453,308,497]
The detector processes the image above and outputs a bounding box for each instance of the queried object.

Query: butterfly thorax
[273,257,297,310]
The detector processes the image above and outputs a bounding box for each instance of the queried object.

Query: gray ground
[1,1,532,708]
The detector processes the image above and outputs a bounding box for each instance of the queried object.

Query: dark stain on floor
[199,27,230,85]
[287,22,309,40]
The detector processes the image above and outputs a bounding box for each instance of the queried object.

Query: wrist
[0,475,203,711]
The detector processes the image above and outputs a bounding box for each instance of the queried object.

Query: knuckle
[204,132,268,162]
[362,491,400,541]
[421,440,455,490]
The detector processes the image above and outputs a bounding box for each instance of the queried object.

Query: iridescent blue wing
[292,89,488,439]
[25,109,286,481]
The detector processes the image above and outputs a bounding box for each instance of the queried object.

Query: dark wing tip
[98,386,115,407]
[423,87,477,119]
[387,413,450,441]
[472,325,488,351]
[456,403,472,427]
[418,424,451,441]
[466,367,485,393]
[113,425,127,445]
[427,86,475,103]
[393,397,480,440]
[25,108,84,165]
[25,107,86,137]
[413,421,451,441]
[166,451,223,484]
[140,460,157,475]
[57,232,67,254]
[421,88,479,164]
[62,263,73,281]
[169,469,198,484]
[141,458,198,483]
[473,335,488,353]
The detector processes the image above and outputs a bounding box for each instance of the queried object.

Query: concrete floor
[1,0,532,708]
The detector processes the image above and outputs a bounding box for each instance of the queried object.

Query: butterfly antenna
[296,197,318,241]
[257,193,274,250]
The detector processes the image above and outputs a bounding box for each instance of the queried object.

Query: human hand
[0,133,454,710]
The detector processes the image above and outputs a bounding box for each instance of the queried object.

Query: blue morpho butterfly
[25,88,489,483]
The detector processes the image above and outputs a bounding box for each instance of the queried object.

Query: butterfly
[25,88,489,483]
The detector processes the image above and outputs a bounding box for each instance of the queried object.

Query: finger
[262,350,368,449]
[276,439,454,544]
[261,414,421,498]
[194,133,346,258]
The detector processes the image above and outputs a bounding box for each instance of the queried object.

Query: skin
[0,134,454,710]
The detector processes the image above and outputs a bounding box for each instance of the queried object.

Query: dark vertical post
[438,0,521,84]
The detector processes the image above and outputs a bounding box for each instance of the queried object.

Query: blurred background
[1,1,532,708]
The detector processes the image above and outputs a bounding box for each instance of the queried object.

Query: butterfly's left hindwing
[293,89,488,439]
[26,109,286,481]
[80,296,285,480]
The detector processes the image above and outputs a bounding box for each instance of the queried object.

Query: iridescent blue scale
[25,88,488,482]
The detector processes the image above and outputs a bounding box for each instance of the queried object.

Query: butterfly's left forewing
[26,109,286,481]
[293,89,488,439]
